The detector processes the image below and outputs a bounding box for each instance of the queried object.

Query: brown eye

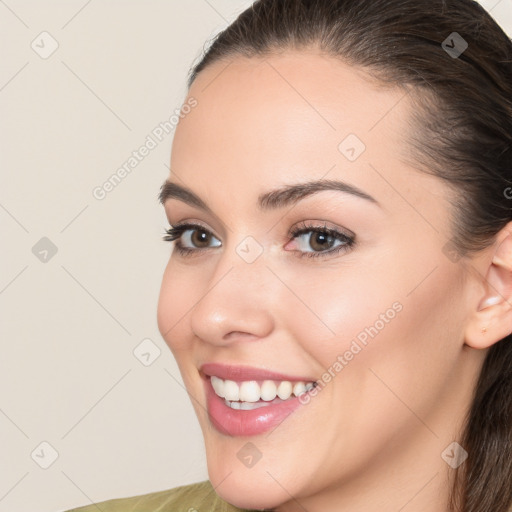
[163,223,222,254]
[191,229,213,248]
[308,232,337,251]
[287,222,356,259]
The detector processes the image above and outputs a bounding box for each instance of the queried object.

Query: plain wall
[0,1,510,511]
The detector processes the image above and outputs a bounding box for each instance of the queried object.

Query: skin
[157,50,512,511]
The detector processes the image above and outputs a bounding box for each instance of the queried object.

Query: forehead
[170,51,450,223]
[182,50,405,152]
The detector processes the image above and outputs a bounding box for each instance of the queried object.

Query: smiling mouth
[211,376,318,410]
[200,362,320,436]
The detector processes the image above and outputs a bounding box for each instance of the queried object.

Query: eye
[163,222,221,256]
[163,221,356,259]
[286,221,355,259]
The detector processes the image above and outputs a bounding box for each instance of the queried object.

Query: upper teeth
[211,376,315,402]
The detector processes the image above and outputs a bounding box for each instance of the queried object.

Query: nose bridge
[211,229,273,295]
[189,237,275,345]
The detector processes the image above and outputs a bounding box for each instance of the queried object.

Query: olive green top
[65,480,260,512]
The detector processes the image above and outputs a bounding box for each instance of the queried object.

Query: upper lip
[200,362,316,383]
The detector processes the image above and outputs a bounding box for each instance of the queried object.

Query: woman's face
[157,51,479,510]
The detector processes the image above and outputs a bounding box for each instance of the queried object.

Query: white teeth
[210,376,315,403]
[224,399,273,410]
[223,380,239,401]
[211,376,225,398]
[277,381,293,400]
[260,380,277,401]
[239,401,271,410]
[239,381,260,402]
[293,382,306,396]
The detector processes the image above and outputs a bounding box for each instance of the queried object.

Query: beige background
[0,1,510,511]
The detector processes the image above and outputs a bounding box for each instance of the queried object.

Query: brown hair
[186,1,512,510]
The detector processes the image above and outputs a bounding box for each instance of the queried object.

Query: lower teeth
[224,399,278,410]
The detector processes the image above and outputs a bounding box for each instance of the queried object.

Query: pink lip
[200,362,314,383]
[204,376,305,437]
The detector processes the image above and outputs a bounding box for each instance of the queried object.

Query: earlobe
[465,224,512,350]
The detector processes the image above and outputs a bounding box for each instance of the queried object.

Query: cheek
[345,265,464,429]
[285,255,465,417]
[157,261,198,353]
[272,261,465,485]
[277,262,404,369]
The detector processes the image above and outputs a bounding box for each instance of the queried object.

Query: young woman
[67,0,512,510]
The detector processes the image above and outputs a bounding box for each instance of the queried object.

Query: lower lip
[205,378,305,436]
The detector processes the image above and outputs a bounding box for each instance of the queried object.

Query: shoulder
[64,480,251,512]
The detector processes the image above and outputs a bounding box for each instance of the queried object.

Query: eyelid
[164,221,220,242]
[288,219,355,239]
[169,219,219,236]
[166,208,230,236]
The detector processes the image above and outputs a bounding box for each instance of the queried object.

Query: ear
[465,222,512,349]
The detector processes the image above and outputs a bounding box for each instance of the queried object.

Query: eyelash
[163,221,356,259]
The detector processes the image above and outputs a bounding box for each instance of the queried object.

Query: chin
[208,463,287,511]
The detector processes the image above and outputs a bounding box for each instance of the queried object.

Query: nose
[189,247,276,347]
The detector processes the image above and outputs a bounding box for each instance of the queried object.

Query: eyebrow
[158,178,380,213]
